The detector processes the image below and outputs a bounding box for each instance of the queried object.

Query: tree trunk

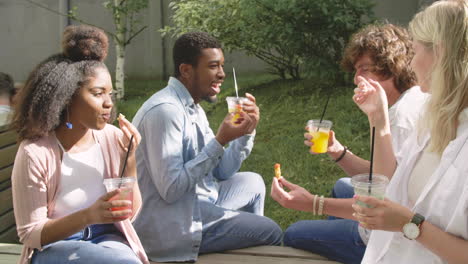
[113,0,126,100]
[115,40,125,100]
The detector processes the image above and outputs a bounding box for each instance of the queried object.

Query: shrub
[162,0,375,81]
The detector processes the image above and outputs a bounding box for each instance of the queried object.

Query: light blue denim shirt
[132,77,255,262]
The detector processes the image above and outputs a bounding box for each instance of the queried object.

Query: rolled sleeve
[213,133,255,180]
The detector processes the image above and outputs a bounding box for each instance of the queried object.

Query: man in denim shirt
[132,32,282,262]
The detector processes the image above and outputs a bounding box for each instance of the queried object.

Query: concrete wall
[1,0,432,83]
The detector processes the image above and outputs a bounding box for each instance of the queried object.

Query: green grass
[118,74,370,230]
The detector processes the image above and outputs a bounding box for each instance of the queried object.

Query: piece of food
[118,113,126,121]
[274,163,281,179]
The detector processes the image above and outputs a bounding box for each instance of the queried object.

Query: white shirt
[362,108,468,264]
[388,86,428,154]
[51,142,106,219]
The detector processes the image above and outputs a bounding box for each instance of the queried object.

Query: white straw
[233,67,239,98]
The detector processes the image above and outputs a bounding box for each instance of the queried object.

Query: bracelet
[312,195,318,215]
[334,146,348,163]
[318,195,325,216]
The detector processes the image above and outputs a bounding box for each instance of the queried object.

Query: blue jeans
[283,177,365,264]
[331,177,354,199]
[199,172,282,253]
[328,177,355,220]
[31,224,142,264]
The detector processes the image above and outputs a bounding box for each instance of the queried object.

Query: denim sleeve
[213,131,255,180]
[142,104,224,203]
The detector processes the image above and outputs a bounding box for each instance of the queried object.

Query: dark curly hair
[0,72,15,98]
[341,23,417,93]
[13,25,109,141]
[173,32,222,77]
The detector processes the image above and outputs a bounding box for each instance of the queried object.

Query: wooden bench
[0,123,19,244]
[0,243,340,263]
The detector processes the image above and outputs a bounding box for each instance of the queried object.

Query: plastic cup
[351,174,388,208]
[307,120,332,153]
[103,177,135,211]
[226,96,248,123]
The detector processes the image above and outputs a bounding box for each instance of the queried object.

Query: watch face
[403,223,420,240]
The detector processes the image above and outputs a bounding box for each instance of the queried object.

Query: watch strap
[412,213,425,226]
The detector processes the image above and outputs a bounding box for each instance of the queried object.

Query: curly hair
[12,25,109,142]
[0,72,14,98]
[341,23,416,93]
[173,32,222,77]
[62,24,109,62]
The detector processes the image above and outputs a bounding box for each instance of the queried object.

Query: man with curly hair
[271,23,428,264]
[132,32,282,262]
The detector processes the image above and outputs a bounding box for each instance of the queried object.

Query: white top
[362,108,468,264]
[388,86,428,155]
[408,149,440,207]
[51,141,106,219]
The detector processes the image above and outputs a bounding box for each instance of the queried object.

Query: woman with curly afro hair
[11,25,148,264]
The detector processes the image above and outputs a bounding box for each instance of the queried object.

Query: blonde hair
[409,0,468,154]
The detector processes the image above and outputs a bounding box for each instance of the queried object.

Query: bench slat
[196,253,337,264]
[0,210,15,234]
[0,166,13,185]
[0,130,16,149]
[0,227,19,244]
[225,245,330,260]
[0,243,22,255]
[0,179,10,192]
[0,188,12,216]
[0,144,18,169]
[0,254,20,263]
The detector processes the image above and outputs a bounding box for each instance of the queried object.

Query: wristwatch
[403,213,425,240]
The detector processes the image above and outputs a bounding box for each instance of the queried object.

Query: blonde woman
[352,0,468,263]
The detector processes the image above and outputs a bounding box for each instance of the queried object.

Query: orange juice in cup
[226,96,248,124]
[307,120,332,153]
[103,177,135,211]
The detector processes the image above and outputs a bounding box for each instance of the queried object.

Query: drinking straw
[368,126,376,194]
[317,93,331,131]
[119,135,134,186]
[233,67,239,98]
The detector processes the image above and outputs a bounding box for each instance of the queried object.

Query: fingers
[118,113,142,147]
[245,93,256,103]
[355,195,381,208]
[236,112,252,128]
[100,189,120,201]
[278,177,299,190]
[106,199,132,210]
[304,133,314,149]
[271,177,290,203]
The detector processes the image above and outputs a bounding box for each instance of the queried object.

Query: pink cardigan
[11,125,149,264]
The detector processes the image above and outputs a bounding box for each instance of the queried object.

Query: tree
[162,0,374,81]
[26,0,148,100]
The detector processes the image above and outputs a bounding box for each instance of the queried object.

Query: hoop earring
[66,108,73,129]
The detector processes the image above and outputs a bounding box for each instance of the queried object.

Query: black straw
[119,135,134,179]
[317,93,331,131]
[368,127,376,194]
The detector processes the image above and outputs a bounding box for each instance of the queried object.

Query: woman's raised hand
[353,76,388,118]
[118,113,141,153]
